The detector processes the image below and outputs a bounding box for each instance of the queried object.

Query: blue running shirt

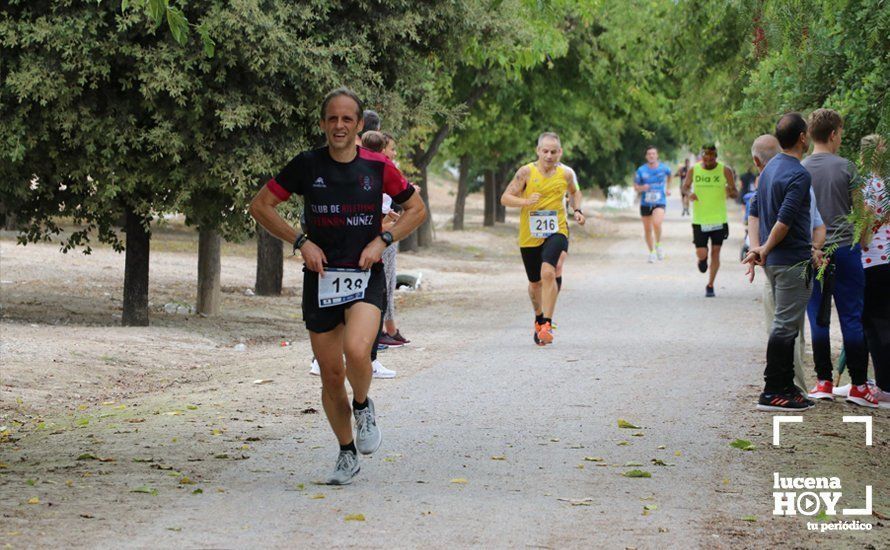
[635,163,672,207]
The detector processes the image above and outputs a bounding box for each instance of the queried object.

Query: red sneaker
[807,380,834,401]
[846,384,879,408]
[536,321,554,345]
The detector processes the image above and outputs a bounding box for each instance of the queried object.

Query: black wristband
[293,234,308,255]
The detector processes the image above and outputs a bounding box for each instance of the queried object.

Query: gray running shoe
[353,398,382,455]
[326,450,360,485]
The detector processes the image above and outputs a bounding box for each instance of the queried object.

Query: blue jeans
[807,244,867,385]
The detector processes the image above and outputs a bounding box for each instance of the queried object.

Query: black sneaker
[705,285,715,297]
[756,392,815,411]
[697,259,708,273]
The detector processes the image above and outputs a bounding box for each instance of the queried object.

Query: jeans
[864,263,890,390]
[763,264,812,394]
[806,244,867,385]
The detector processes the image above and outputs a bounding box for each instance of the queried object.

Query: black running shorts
[640,204,665,217]
[301,265,385,333]
[692,223,729,248]
[520,233,569,282]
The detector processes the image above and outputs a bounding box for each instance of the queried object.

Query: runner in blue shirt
[633,145,672,262]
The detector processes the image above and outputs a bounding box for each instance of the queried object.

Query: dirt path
[1,192,887,548]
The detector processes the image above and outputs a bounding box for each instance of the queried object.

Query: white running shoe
[832,383,851,397]
[372,359,396,379]
[647,251,657,263]
[309,358,320,376]
[656,245,665,260]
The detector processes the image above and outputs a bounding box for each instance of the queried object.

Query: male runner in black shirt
[250,88,426,484]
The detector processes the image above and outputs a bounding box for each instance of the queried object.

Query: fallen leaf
[167,527,182,532]
[583,456,604,462]
[300,408,318,414]
[27,497,40,505]
[557,497,594,506]
[632,432,645,437]
[344,514,365,521]
[0,462,8,469]
[873,510,889,520]
[310,493,325,499]
[625,462,643,467]
[617,441,630,446]
[490,455,507,461]
[80,513,94,519]
[657,445,666,450]
[549,438,560,442]
[179,477,195,485]
[131,486,158,496]
[622,470,652,478]
[643,504,658,511]
[77,453,98,461]
[253,379,274,385]
[214,454,229,459]
[617,419,641,429]
[186,405,198,410]
[650,459,672,467]
[76,418,89,426]
[450,478,468,484]
[741,515,757,522]
[192,488,203,494]
[674,451,682,457]
[730,439,756,451]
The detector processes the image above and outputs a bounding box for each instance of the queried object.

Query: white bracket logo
[772,415,873,516]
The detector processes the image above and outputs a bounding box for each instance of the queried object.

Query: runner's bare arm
[250,185,327,273]
[501,165,535,208]
[724,166,739,199]
[566,169,586,225]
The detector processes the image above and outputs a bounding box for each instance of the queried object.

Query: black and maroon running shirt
[266,146,415,268]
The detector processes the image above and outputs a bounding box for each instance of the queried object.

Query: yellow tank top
[518,163,570,247]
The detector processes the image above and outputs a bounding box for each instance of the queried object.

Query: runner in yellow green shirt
[501,132,585,345]
[681,144,739,297]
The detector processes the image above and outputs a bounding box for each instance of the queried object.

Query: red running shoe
[846,384,879,408]
[536,321,554,345]
[807,380,834,401]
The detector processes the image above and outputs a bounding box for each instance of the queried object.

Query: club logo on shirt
[313,177,326,188]
[361,176,372,192]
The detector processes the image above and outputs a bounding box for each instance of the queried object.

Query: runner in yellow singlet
[501,132,585,345]
[681,144,739,297]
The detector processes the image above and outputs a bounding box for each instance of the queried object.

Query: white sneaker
[656,245,665,260]
[647,251,657,263]
[832,383,851,397]
[372,359,396,379]
[309,358,320,376]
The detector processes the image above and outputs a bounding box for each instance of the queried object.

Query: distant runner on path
[634,146,672,262]
[682,144,738,297]
[501,132,585,346]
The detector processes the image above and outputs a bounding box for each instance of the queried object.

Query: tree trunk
[196,227,222,315]
[495,167,509,223]
[453,154,471,231]
[483,169,496,227]
[416,165,435,247]
[122,207,150,326]
[255,225,283,295]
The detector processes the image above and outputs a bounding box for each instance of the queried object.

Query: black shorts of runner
[520,233,569,283]
[692,223,730,248]
[301,265,386,333]
[640,205,665,217]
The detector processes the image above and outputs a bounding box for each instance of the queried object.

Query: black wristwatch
[293,234,308,255]
[379,231,394,247]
